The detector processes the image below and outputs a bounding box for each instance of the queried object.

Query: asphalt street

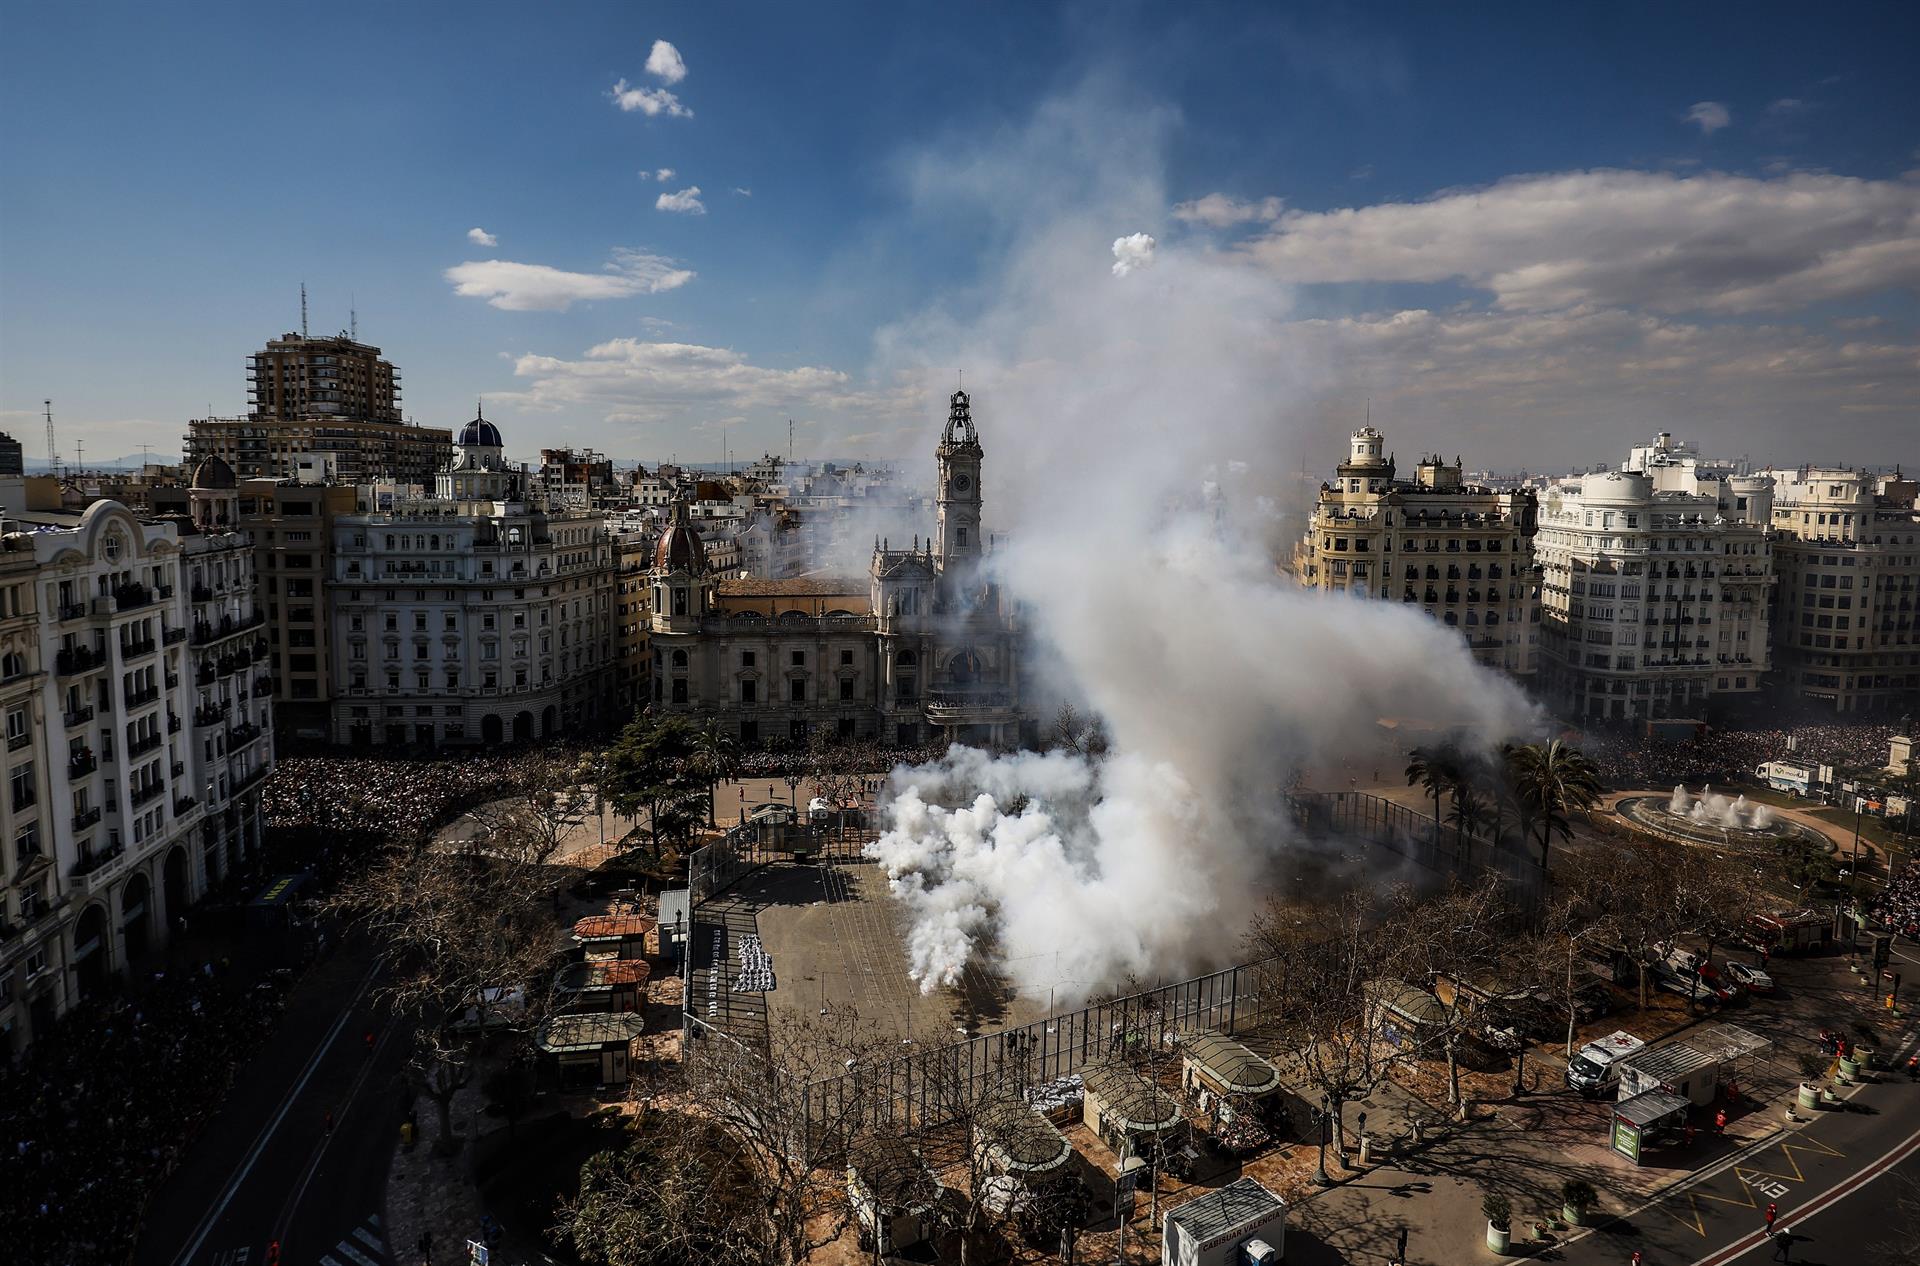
[134,940,409,1266]
[1557,1021,1920,1266]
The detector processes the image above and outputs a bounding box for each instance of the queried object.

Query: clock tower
[935,388,983,574]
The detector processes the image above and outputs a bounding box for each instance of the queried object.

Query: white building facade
[328,413,618,746]
[0,493,272,1055]
[1765,467,1920,715]
[1535,442,1774,722]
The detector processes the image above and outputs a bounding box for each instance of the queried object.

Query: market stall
[1080,1062,1186,1162]
[1179,1032,1291,1154]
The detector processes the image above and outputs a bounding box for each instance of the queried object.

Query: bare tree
[1249,885,1411,1163]
[1390,875,1516,1119]
[326,823,564,1154]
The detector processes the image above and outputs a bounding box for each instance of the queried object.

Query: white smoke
[864,72,1543,999]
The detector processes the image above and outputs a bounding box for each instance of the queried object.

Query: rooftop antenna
[788,418,794,465]
[300,282,309,338]
[74,438,85,474]
[350,293,357,341]
[43,400,57,475]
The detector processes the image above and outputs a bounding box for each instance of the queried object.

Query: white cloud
[1686,101,1731,134]
[1233,169,1920,314]
[654,167,675,183]
[497,338,916,432]
[466,227,498,247]
[1171,193,1285,227]
[610,78,691,118]
[654,186,706,215]
[732,186,752,197]
[444,248,693,311]
[1766,97,1808,116]
[644,39,687,85]
[1110,232,1156,277]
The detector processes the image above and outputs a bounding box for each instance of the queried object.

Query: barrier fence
[682,786,1541,1153]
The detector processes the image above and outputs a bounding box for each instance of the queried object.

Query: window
[741,679,757,704]
[840,649,854,667]
[9,761,35,810]
[5,706,27,748]
[790,678,806,703]
[741,651,755,668]
[791,650,805,667]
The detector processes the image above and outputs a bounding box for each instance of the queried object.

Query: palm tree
[690,724,738,828]
[1509,739,1603,876]
[1447,785,1488,865]
[1407,741,1467,848]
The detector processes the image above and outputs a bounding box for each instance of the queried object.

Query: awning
[1615,1089,1690,1127]
[536,1012,646,1054]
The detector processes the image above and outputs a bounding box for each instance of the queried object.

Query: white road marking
[320,1257,346,1266]
[332,1242,380,1266]
[352,1227,385,1253]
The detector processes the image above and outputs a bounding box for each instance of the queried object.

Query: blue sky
[2,1,1914,472]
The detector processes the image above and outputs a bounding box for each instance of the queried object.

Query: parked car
[1723,961,1775,995]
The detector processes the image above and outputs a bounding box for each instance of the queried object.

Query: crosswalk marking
[367,1215,381,1228]
[320,1257,347,1266]
[351,1227,385,1254]
[332,1243,380,1266]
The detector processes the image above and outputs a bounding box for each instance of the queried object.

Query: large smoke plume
[861,73,1542,999]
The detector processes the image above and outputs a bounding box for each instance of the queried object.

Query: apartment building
[0,492,272,1054]
[1766,468,1920,715]
[1293,428,1541,679]
[1535,443,1774,722]
[327,415,618,746]
[232,474,359,739]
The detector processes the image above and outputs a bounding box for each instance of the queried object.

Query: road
[1556,1020,1920,1266]
[135,941,410,1266]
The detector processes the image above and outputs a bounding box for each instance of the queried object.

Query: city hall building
[647,391,1027,747]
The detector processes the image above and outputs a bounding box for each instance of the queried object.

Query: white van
[1566,1030,1645,1097]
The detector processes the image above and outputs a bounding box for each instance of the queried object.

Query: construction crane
[43,400,58,476]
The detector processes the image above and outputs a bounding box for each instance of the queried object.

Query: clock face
[953,474,972,492]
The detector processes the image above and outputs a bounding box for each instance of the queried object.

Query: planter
[1855,1047,1876,1070]
[1838,1056,1861,1081]
[1563,1201,1591,1227]
[1486,1221,1511,1253]
[1796,1082,1820,1112]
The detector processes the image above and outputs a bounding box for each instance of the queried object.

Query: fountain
[1619,783,1820,854]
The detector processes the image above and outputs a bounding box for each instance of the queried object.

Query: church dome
[458,407,503,449]
[654,503,707,574]
[191,455,237,490]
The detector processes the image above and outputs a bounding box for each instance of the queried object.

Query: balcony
[71,806,101,831]
[131,782,165,809]
[114,583,154,612]
[56,646,104,676]
[231,764,271,796]
[165,673,180,689]
[70,842,127,892]
[129,733,164,758]
[228,722,264,748]
[125,686,161,709]
[57,600,89,622]
[167,711,181,733]
[6,731,29,753]
[120,637,157,660]
[171,759,185,777]
[194,702,230,726]
[68,752,97,777]
[174,795,198,816]
[163,627,187,646]
[925,688,1015,723]
[190,585,213,602]
[192,610,266,647]
[255,674,277,695]
[64,704,94,728]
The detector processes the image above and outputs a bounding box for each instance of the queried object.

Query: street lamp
[1512,1039,1528,1098]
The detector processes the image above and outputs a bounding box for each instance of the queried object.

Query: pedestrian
[1714,1107,1728,1135]
[1771,1225,1792,1261]
[418,1230,433,1266]
[1907,1054,1918,1082]
[1630,1251,1642,1265]
[1764,1201,1777,1232]
[364,1029,376,1055]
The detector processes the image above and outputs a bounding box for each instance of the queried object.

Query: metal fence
[683,785,1541,1152]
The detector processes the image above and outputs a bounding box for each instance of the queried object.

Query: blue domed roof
[458,406,502,449]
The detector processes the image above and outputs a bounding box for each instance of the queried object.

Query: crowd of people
[1577,722,1903,790]
[262,751,557,841]
[1866,862,1920,938]
[1,961,291,1264]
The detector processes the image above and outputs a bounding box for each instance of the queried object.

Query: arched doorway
[947,647,984,685]
[541,704,557,736]
[121,872,153,962]
[481,714,504,745]
[513,711,533,742]
[164,846,190,929]
[73,903,111,999]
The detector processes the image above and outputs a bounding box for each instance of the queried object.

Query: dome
[458,406,503,449]
[654,503,707,574]
[191,455,237,490]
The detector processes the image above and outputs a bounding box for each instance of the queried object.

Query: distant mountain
[24,453,180,474]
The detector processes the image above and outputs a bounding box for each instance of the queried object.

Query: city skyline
[2,2,1916,474]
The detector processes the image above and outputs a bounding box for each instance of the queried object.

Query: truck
[1566,1030,1646,1097]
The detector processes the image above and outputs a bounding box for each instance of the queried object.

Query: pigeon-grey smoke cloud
[864,75,1542,999]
